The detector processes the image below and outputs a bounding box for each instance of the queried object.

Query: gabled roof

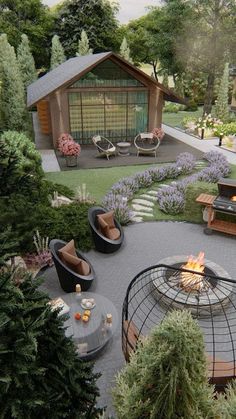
[27,52,184,107]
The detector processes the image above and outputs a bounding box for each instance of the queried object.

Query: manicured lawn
[46,164,160,202]
[162,107,203,128]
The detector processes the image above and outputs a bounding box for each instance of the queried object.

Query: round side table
[117,142,131,156]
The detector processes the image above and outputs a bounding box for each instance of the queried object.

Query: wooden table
[196,193,236,236]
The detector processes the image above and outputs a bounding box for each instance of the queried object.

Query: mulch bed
[56,134,203,171]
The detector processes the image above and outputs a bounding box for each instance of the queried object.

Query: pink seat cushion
[59,251,90,276]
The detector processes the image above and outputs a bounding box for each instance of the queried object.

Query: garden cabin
[27,52,183,146]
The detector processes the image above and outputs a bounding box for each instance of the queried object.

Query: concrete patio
[39,221,236,417]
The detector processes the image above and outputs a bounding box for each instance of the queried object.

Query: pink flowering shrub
[59,139,81,156]
[152,127,165,140]
[57,133,73,150]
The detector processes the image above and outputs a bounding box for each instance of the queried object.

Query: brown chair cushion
[97,211,115,229]
[58,240,77,261]
[106,227,120,240]
[59,251,90,276]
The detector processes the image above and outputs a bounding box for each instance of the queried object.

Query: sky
[42,0,160,24]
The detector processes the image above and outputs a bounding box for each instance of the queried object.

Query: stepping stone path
[130,159,207,223]
[131,189,159,222]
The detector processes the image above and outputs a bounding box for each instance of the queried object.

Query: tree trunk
[203,72,215,115]
[152,61,159,82]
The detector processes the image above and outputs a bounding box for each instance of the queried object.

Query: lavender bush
[102,150,230,220]
[102,193,132,225]
[133,170,153,188]
[158,190,185,214]
[175,152,196,174]
[147,166,170,182]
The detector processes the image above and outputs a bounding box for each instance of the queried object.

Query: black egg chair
[49,239,95,292]
[88,206,124,254]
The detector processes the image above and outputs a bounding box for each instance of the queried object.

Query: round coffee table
[117,142,131,156]
[62,292,118,360]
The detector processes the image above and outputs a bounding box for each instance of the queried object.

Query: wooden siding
[37,100,51,134]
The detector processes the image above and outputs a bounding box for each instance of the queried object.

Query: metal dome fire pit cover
[122,255,236,390]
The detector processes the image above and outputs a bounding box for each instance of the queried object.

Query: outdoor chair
[92,135,116,160]
[134,132,161,157]
[88,206,124,253]
[49,239,95,292]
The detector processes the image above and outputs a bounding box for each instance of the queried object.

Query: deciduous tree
[0,0,54,68]
[54,0,119,57]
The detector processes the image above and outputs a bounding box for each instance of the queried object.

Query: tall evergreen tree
[76,30,93,56]
[17,34,37,90]
[50,34,66,70]
[0,34,26,131]
[120,36,133,64]
[0,268,101,418]
[215,62,230,122]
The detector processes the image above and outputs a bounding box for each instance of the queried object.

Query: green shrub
[163,103,182,113]
[0,197,94,254]
[184,181,218,222]
[0,131,43,178]
[184,98,198,111]
[214,122,236,137]
[113,310,217,419]
[0,268,101,418]
[35,202,94,251]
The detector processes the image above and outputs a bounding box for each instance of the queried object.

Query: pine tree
[113,310,218,419]
[0,268,101,418]
[50,34,66,70]
[17,34,37,91]
[120,37,133,64]
[215,62,230,122]
[0,34,26,131]
[76,30,93,56]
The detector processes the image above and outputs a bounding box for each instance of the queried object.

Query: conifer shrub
[113,310,217,419]
[0,268,101,418]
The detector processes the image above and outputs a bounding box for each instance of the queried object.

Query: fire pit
[152,254,232,316]
[122,255,236,390]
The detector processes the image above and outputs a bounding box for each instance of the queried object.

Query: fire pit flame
[180,252,209,292]
[231,196,236,202]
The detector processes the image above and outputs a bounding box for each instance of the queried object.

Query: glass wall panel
[69,59,145,88]
[68,90,148,142]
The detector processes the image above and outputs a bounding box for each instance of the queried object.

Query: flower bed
[102,151,230,222]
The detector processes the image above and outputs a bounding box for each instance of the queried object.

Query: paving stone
[132,199,154,207]
[132,211,154,217]
[146,190,158,196]
[131,216,143,222]
[140,194,157,201]
[132,204,153,212]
